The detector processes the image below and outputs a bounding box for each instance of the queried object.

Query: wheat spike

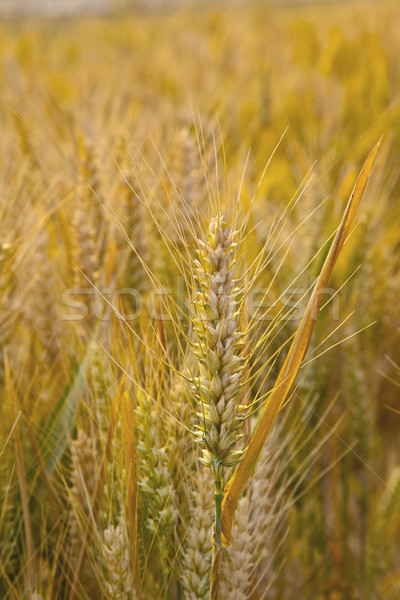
[220,437,283,599]
[180,468,214,600]
[190,215,246,479]
[135,385,178,576]
[101,520,137,600]
[68,429,99,562]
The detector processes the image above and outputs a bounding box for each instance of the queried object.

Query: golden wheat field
[1,1,400,599]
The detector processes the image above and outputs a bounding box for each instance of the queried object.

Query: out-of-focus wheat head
[180,467,214,600]
[101,520,137,600]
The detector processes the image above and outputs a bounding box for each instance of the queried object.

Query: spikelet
[90,343,113,437]
[190,215,246,480]
[13,115,39,170]
[101,520,137,600]
[71,202,100,292]
[172,127,203,245]
[70,138,102,310]
[135,387,178,571]
[70,429,98,508]
[31,231,59,364]
[220,438,282,599]
[0,241,16,382]
[79,137,101,199]
[180,468,214,600]
[177,129,201,209]
[0,241,15,307]
[121,168,151,297]
[91,344,109,401]
[344,338,372,461]
[68,429,98,555]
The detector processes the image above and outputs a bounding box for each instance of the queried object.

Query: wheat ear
[189,214,246,598]
[101,520,137,600]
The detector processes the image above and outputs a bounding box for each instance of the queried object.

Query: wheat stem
[210,477,223,599]
[210,544,222,600]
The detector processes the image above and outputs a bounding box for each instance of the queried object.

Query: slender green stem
[214,478,222,545]
[210,478,223,600]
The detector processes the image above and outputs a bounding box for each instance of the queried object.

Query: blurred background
[0,0,368,18]
[0,0,399,598]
